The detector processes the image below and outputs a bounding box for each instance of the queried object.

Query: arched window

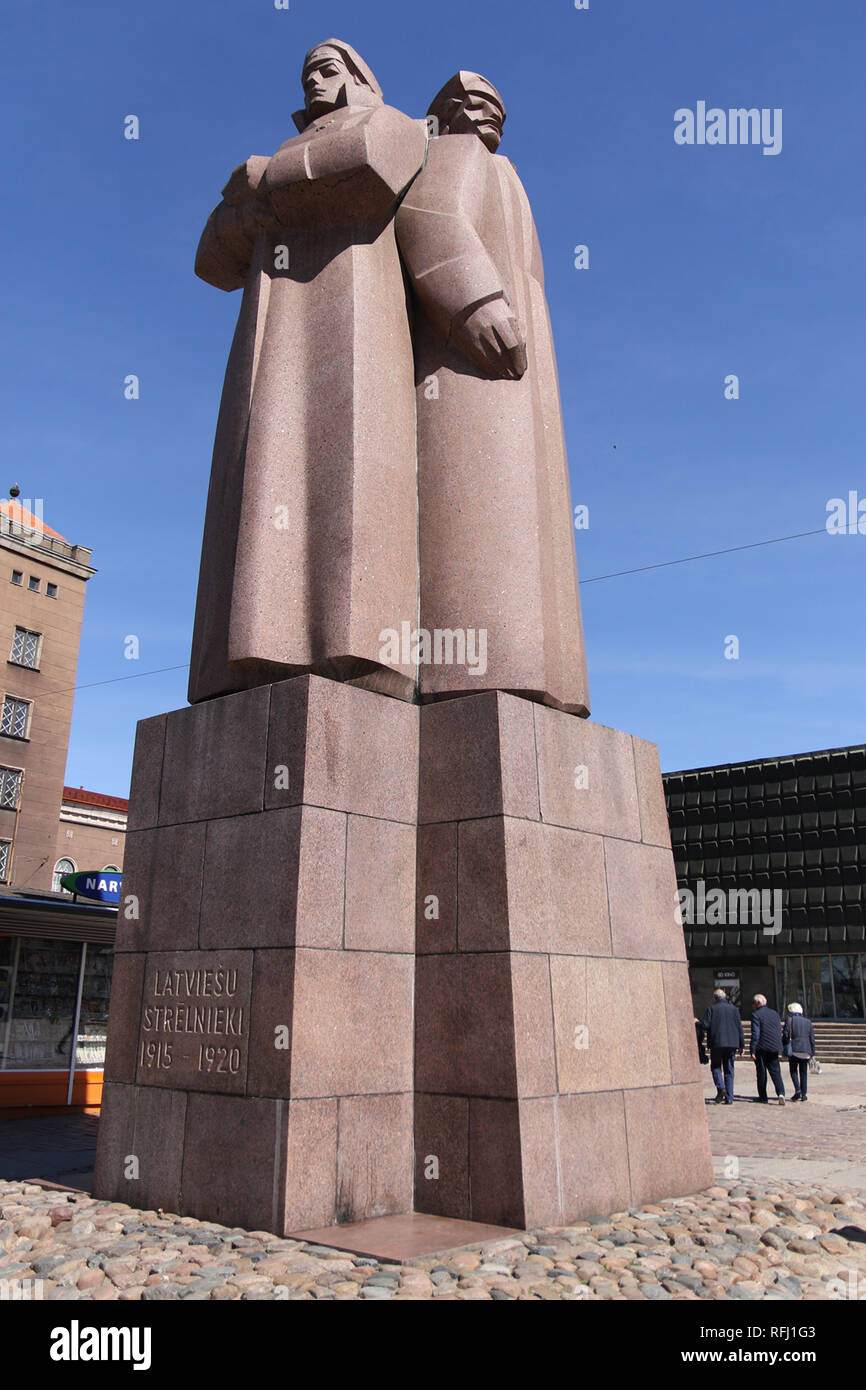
[53,858,75,892]
[102,865,120,874]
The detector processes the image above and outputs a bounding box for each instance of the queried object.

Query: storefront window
[0,934,15,1066]
[802,955,835,1019]
[75,945,113,1068]
[2,937,82,1069]
[831,955,865,1019]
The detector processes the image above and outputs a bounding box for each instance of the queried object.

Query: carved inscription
[136,952,252,1094]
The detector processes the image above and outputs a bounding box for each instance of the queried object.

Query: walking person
[751,994,786,1105]
[783,1003,816,1102]
[700,989,744,1105]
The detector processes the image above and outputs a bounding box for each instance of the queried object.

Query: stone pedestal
[95,676,713,1234]
[95,676,418,1232]
[413,691,714,1228]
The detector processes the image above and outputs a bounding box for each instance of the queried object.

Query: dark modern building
[664,744,866,1044]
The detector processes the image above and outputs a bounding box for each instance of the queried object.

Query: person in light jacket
[783,1002,816,1102]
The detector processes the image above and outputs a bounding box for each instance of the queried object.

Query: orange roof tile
[62,786,129,812]
[0,498,68,542]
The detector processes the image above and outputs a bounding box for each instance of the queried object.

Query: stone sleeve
[194,202,257,293]
[396,134,507,338]
[194,155,273,292]
[262,106,427,224]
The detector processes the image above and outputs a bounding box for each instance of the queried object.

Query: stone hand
[221,156,270,206]
[453,299,528,380]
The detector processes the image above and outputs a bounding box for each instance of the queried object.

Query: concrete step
[738,1019,866,1063]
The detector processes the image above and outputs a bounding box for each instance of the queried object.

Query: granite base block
[95,676,417,1234]
[96,679,713,1235]
[413,693,714,1228]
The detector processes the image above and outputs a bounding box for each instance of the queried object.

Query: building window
[0,696,30,740]
[102,864,120,874]
[46,583,57,599]
[10,627,40,669]
[10,571,22,586]
[2,937,82,1070]
[27,577,40,593]
[53,858,75,893]
[0,767,22,811]
[0,840,11,883]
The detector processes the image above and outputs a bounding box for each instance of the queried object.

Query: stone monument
[95,43,713,1237]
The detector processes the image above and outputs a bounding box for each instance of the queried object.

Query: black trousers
[788,1056,809,1096]
[710,1047,736,1100]
[754,1049,785,1099]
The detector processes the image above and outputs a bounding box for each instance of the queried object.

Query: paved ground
[0,1066,862,1300]
[703,1063,866,1192]
[1,1175,864,1300]
[0,1113,98,1185]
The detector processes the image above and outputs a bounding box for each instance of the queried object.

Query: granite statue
[188,40,427,705]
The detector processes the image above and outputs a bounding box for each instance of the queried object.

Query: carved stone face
[302,48,354,119]
[447,91,504,151]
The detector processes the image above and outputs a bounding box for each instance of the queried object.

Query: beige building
[0,493,96,891]
[0,492,127,1110]
[54,787,127,892]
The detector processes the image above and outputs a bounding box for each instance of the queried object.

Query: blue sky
[2,0,864,796]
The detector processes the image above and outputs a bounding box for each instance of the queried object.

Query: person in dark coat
[751,994,786,1105]
[700,989,744,1104]
[695,1017,708,1066]
[783,1002,816,1101]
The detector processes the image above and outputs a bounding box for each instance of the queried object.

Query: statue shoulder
[496,153,527,190]
[417,133,493,189]
[282,104,426,153]
[426,132,491,170]
[370,104,429,144]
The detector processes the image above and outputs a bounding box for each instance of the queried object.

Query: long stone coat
[188,104,427,704]
[396,133,590,715]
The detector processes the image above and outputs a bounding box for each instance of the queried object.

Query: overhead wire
[36,525,839,698]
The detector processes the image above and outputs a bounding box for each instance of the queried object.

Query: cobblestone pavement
[0,1176,864,1300]
[0,1066,863,1301]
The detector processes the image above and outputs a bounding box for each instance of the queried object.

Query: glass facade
[666,745,866,1020]
[802,955,834,1018]
[0,934,114,1086]
[0,935,13,1043]
[832,955,864,1018]
[774,954,865,1020]
[75,944,112,1067]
